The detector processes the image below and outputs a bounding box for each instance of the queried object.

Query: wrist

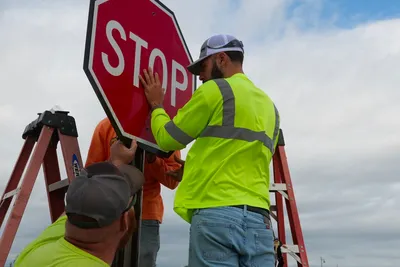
[151,103,163,111]
[110,159,124,167]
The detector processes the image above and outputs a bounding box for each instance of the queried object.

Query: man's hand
[166,154,185,182]
[109,138,138,167]
[139,67,165,109]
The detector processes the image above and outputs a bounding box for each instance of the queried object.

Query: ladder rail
[58,130,83,181]
[0,126,54,266]
[278,145,309,266]
[0,138,35,228]
[42,134,65,223]
[269,129,309,267]
[273,155,288,266]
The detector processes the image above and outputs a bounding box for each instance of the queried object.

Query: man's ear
[117,209,137,249]
[128,208,137,232]
[120,208,137,232]
[120,212,129,232]
[218,52,229,68]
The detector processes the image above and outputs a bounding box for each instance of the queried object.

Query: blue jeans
[139,220,160,267]
[188,206,275,267]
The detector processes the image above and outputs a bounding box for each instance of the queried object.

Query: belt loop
[243,205,247,217]
[193,208,200,216]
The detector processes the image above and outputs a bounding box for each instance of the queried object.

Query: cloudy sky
[1,0,400,266]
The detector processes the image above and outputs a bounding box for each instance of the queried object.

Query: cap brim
[187,56,208,75]
[118,164,144,196]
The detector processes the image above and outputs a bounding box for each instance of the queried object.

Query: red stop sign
[84,0,195,155]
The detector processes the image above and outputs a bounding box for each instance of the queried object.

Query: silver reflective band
[214,79,235,126]
[200,126,275,149]
[164,120,194,145]
[200,78,280,154]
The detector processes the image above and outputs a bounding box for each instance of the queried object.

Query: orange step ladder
[270,129,309,267]
[0,110,83,266]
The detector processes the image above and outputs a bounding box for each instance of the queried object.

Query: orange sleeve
[85,120,110,167]
[145,150,182,190]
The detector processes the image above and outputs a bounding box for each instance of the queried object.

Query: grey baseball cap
[187,34,244,75]
[65,162,144,229]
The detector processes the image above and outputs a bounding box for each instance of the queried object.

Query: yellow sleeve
[151,83,214,151]
[272,104,281,153]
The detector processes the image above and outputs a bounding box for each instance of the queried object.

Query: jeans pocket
[254,228,274,255]
[191,212,235,263]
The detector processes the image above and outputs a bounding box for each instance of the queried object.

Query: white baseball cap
[187,34,244,75]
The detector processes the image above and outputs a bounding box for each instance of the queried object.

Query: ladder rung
[2,188,20,200]
[48,179,69,192]
[281,245,302,263]
[281,244,299,253]
[269,183,287,192]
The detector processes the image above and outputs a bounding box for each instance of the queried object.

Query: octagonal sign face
[83,0,195,156]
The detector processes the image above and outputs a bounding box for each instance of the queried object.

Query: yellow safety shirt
[14,215,108,267]
[151,73,280,223]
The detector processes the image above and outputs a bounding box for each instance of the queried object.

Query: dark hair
[225,51,244,64]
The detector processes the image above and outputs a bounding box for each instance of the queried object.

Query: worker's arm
[151,85,213,151]
[272,105,281,153]
[145,150,182,189]
[85,122,108,167]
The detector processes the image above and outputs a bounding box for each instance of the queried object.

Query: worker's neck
[64,236,117,265]
[224,65,244,78]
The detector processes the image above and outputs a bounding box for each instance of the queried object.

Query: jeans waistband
[231,205,270,218]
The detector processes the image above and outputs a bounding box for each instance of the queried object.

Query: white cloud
[0,0,400,266]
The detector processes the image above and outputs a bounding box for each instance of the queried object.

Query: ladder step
[269,183,287,192]
[281,244,302,264]
[281,244,299,253]
[269,183,289,199]
[2,188,21,201]
[48,179,69,192]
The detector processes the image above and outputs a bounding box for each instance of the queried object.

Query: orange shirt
[85,117,181,223]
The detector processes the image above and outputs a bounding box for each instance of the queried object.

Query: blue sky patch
[287,0,400,30]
